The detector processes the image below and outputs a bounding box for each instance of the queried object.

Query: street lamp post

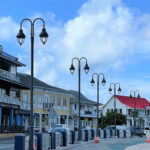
[130,90,140,128]
[69,57,89,141]
[16,18,48,150]
[90,73,106,137]
[108,83,121,136]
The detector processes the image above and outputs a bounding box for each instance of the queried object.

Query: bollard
[97,129,101,137]
[110,130,113,138]
[84,130,88,141]
[50,132,56,149]
[91,129,94,140]
[34,132,42,150]
[61,131,67,147]
[123,130,126,138]
[70,131,75,144]
[14,135,25,150]
[104,129,107,139]
[117,129,120,138]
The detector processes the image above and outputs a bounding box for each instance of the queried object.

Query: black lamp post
[90,73,106,137]
[130,90,140,128]
[108,83,121,136]
[16,18,48,150]
[69,57,89,141]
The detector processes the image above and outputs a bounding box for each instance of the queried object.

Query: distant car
[144,127,150,135]
[127,127,144,137]
[53,128,67,132]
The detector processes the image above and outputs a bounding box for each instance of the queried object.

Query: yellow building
[18,73,70,132]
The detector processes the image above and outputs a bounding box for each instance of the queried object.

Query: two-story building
[0,46,30,133]
[18,73,70,132]
[102,95,150,128]
[68,90,98,130]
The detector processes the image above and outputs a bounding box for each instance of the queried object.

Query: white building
[68,90,98,130]
[102,95,150,128]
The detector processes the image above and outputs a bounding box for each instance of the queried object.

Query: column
[0,107,2,126]
[66,115,69,126]
[16,113,20,126]
[10,109,14,126]
[39,113,42,132]
[58,115,60,124]
[20,115,24,126]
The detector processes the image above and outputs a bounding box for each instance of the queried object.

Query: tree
[99,111,126,128]
[138,117,144,128]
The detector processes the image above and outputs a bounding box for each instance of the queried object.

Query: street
[0,138,14,150]
[66,137,147,150]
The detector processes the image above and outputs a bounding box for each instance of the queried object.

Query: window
[57,97,61,106]
[38,95,42,104]
[51,96,55,105]
[44,95,50,103]
[107,109,109,113]
[74,104,76,110]
[63,98,67,107]
[111,109,113,112]
[120,109,122,114]
[23,93,28,103]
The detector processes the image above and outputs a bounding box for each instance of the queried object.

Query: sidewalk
[125,143,150,150]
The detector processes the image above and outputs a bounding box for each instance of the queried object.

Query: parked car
[127,127,144,137]
[144,127,150,135]
[48,124,70,133]
[104,126,115,130]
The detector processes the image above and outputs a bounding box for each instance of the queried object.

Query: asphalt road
[0,137,14,150]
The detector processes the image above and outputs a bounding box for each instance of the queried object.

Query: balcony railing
[0,93,30,111]
[0,69,20,82]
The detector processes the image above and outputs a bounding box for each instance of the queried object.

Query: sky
[1,0,150,104]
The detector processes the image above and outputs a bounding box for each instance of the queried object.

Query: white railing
[0,93,30,111]
[0,69,20,82]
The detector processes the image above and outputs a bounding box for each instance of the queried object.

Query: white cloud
[0,16,18,40]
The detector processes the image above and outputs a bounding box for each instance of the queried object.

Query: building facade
[68,90,98,130]
[19,73,70,132]
[102,95,150,128]
[0,46,30,133]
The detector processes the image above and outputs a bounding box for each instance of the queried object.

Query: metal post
[114,85,117,137]
[29,26,34,150]
[96,76,99,137]
[78,62,81,141]
[134,93,136,128]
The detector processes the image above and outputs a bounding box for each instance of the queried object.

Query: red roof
[116,95,150,109]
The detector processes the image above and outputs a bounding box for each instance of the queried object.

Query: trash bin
[110,130,113,138]
[14,135,25,150]
[50,132,56,149]
[34,132,42,150]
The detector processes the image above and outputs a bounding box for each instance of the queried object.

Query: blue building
[0,45,30,133]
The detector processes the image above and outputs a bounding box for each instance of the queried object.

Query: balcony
[43,103,52,110]
[0,93,30,111]
[0,69,20,82]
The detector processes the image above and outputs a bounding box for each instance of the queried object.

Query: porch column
[66,115,69,125]
[58,115,60,124]
[21,114,24,126]
[39,113,42,132]
[16,113,20,126]
[0,107,2,126]
[10,109,14,126]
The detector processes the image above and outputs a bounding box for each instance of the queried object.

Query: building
[102,95,150,128]
[18,73,70,132]
[68,90,98,130]
[0,46,30,133]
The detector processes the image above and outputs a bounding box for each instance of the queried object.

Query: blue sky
[1,0,150,104]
